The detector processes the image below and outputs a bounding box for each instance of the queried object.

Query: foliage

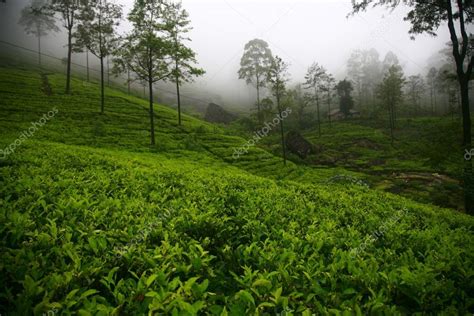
[1,64,474,314]
[49,0,86,94]
[267,55,290,164]
[336,79,354,117]
[167,0,204,125]
[238,39,274,123]
[116,0,175,145]
[167,1,204,86]
[304,62,327,136]
[350,0,474,215]
[19,0,58,39]
[1,130,474,315]
[405,74,425,116]
[75,0,122,113]
[347,48,382,111]
[376,64,405,143]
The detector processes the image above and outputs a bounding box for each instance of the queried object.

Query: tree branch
[446,0,463,75]
[457,0,469,65]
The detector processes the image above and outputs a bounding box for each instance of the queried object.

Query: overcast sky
[0,0,459,107]
[126,0,452,105]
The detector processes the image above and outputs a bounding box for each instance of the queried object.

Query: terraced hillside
[252,117,467,211]
[0,65,364,186]
[1,65,474,314]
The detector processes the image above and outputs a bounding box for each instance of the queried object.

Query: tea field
[1,64,474,314]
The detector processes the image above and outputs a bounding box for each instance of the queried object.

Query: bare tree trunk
[277,91,286,165]
[327,89,331,128]
[149,77,155,146]
[100,56,104,114]
[107,56,110,86]
[127,69,130,95]
[430,85,434,116]
[86,50,89,82]
[446,0,473,213]
[176,79,182,126]
[175,60,182,125]
[461,80,473,213]
[37,34,41,67]
[66,28,72,94]
[315,87,321,137]
[256,73,262,124]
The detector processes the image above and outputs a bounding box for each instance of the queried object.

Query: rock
[285,131,314,159]
[204,103,237,124]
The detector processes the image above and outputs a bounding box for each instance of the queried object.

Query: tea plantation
[1,65,474,315]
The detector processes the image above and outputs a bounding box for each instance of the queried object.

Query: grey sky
[0,0,455,107]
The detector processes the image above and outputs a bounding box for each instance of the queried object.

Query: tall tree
[167,1,204,125]
[19,0,59,67]
[381,51,400,76]
[117,0,173,145]
[76,0,122,114]
[321,72,336,127]
[286,84,307,128]
[336,79,354,118]
[362,48,383,114]
[267,56,290,165]
[50,0,84,94]
[238,39,274,124]
[406,74,426,116]
[304,62,326,137]
[260,97,274,122]
[376,65,405,145]
[438,64,461,116]
[427,67,438,115]
[350,0,474,214]
[347,48,382,115]
[347,50,364,109]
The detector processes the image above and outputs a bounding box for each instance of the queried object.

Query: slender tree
[427,67,438,115]
[336,79,354,118]
[238,39,274,124]
[85,49,90,81]
[347,50,364,108]
[381,51,401,75]
[304,62,327,137]
[50,0,84,94]
[167,1,204,125]
[350,0,474,214]
[76,0,122,113]
[19,0,59,67]
[116,0,173,145]
[406,74,426,116]
[260,97,274,122]
[321,72,336,127]
[289,84,308,128]
[267,56,290,165]
[376,65,405,145]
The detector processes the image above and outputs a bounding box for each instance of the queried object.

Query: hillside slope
[0,66,366,185]
[1,65,474,314]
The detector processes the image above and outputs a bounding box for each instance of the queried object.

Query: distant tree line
[350,0,473,215]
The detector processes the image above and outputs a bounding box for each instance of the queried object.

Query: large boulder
[204,103,237,124]
[285,131,313,159]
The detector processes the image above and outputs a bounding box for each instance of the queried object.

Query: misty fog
[0,0,456,109]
